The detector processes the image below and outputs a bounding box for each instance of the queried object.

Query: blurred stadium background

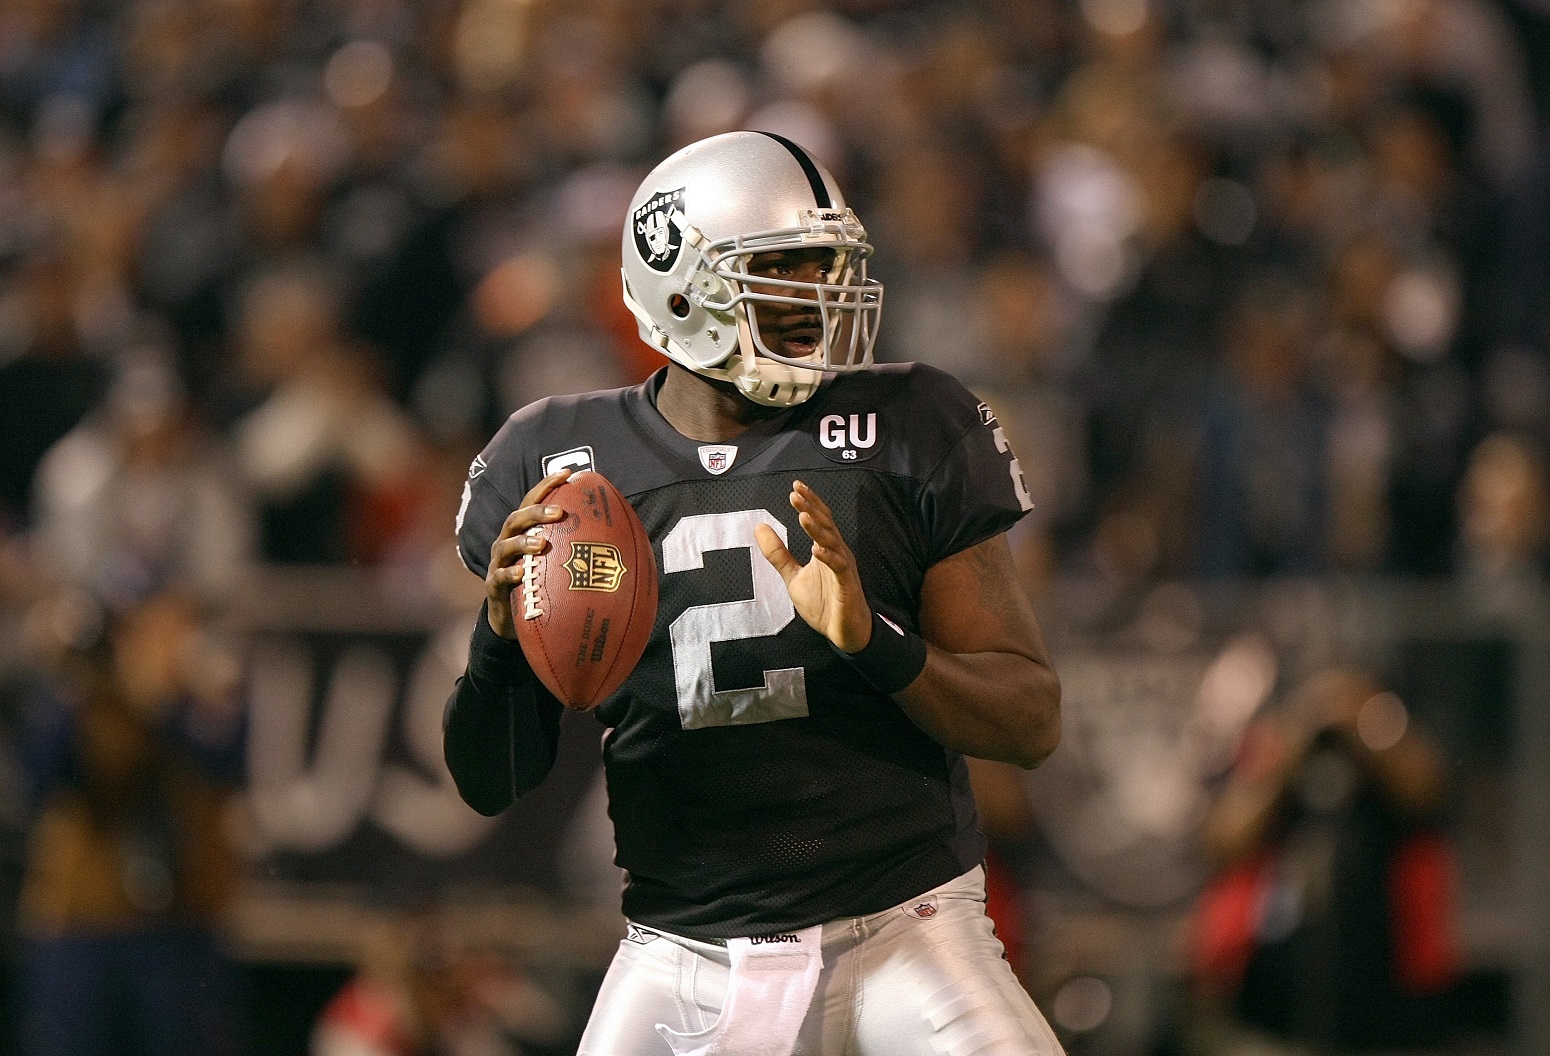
[0,0,1548,1054]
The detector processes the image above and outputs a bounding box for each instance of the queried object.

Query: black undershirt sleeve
[443,606,565,816]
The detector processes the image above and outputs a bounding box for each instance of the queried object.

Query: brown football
[511,471,658,710]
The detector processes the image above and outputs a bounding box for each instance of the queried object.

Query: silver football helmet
[621,131,883,407]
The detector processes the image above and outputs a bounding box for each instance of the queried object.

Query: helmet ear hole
[668,294,691,319]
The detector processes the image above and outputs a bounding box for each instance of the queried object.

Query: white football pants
[577,866,1067,1056]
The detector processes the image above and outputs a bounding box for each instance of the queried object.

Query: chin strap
[730,315,821,408]
[625,270,827,408]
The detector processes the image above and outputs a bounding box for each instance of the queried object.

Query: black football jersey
[456,363,1034,939]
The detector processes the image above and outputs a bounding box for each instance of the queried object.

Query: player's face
[744,248,838,362]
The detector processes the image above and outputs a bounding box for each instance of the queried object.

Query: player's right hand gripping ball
[512,471,658,710]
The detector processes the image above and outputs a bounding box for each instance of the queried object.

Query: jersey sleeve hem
[928,520,1019,567]
[458,477,523,579]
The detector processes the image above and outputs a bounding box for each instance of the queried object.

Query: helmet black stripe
[757,131,832,208]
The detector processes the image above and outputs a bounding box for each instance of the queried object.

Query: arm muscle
[895,534,1060,768]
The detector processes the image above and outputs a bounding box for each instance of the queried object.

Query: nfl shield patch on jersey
[697,444,738,475]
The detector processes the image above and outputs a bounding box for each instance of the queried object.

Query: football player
[445,131,1065,1056]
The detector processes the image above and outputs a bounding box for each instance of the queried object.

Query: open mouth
[776,322,822,359]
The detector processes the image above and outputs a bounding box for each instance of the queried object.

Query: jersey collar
[626,367,834,475]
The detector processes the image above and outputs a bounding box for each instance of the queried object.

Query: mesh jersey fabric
[456,363,1032,938]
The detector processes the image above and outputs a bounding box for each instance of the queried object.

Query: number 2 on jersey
[994,426,1035,512]
[660,510,810,730]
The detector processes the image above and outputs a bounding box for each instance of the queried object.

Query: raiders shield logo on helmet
[633,187,686,273]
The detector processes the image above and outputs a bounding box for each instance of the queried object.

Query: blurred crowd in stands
[1,0,1548,599]
[0,0,1548,1053]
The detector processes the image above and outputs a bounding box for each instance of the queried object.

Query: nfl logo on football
[565,542,627,593]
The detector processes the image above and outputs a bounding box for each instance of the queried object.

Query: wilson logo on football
[564,542,628,593]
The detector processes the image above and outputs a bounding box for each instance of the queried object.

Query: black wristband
[834,612,928,695]
[468,605,533,687]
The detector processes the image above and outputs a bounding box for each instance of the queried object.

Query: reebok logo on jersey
[698,444,737,475]
[750,933,800,945]
[904,897,938,919]
[543,446,595,477]
[977,402,996,426]
[625,924,658,945]
[468,455,487,479]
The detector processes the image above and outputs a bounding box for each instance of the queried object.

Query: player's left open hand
[754,480,874,653]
